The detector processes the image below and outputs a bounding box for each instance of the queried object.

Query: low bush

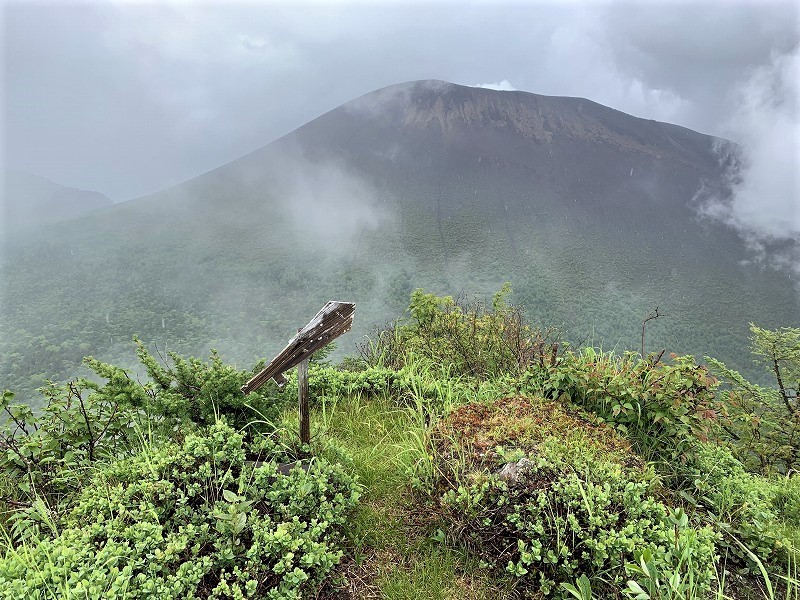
[0,420,361,599]
[278,364,400,402]
[681,442,798,569]
[0,342,287,514]
[523,349,799,573]
[1,380,138,508]
[706,324,800,475]
[439,439,716,597]
[361,285,562,378]
[527,348,720,466]
[429,396,716,598]
[283,359,489,415]
[134,339,285,432]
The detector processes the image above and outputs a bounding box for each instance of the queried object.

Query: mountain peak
[323,79,722,168]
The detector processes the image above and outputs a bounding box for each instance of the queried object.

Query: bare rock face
[497,457,534,483]
[336,79,727,165]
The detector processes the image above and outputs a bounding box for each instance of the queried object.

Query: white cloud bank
[473,79,517,91]
[705,47,800,240]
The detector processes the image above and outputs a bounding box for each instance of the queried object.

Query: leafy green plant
[0,341,291,545]
[561,574,594,599]
[361,285,562,378]
[0,420,361,599]
[1,379,137,508]
[134,338,285,432]
[707,324,800,474]
[439,440,716,597]
[680,442,796,571]
[529,348,720,466]
[624,510,713,600]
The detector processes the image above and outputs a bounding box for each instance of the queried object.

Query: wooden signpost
[241,301,355,444]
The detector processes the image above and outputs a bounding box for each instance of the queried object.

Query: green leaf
[625,580,649,599]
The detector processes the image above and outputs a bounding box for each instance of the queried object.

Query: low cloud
[238,34,270,52]
[344,79,448,119]
[270,152,392,247]
[701,47,800,241]
[473,79,517,91]
[4,2,797,204]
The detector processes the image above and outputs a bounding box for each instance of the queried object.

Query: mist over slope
[1,80,797,400]
[1,168,113,233]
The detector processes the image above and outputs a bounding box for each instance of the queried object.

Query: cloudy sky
[2,0,799,225]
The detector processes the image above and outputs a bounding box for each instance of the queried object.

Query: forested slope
[1,81,797,402]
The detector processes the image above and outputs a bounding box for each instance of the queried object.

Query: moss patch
[435,395,641,469]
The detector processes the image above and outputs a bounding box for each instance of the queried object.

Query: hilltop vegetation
[1,288,798,598]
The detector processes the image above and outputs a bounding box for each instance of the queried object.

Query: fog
[1,0,798,403]
[3,1,798,211]
[277,158,391,244]
[710,48,800,241]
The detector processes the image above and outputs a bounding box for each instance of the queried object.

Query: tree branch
[641,307,662,358]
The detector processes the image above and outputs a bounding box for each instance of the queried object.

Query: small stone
[497,457,533,483]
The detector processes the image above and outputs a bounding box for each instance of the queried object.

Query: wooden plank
[241,301,355,394]
[241,307,352,391]
[298,358,310,444]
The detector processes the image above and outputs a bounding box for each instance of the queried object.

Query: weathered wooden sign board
[241,301,355,444]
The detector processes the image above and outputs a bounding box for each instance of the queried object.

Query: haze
[2,0,798,240]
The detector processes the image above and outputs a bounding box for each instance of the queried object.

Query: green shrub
[278,364,401,402]
[440,440,716,597]
[623,518,714,600]
[682,442,797,569]
[361,285,562,378]
[0,421,361,599]
[528,349,720,466]
[1,381,138,508]
[772,475,800,527]
[134,339,284,432]
[283,361,476,413]
[706,324,800,475]
[1,342,286,517]
[525,347,797,573]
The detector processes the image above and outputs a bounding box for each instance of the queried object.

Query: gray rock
[497,457,533,483]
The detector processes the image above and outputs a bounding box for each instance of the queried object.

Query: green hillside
[1,81,797,403]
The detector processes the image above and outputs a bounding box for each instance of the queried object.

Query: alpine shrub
[440,440,716,597]
[0,421,361,599]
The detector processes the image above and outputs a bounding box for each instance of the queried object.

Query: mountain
[1,168,113,232]
[1,80,797,400]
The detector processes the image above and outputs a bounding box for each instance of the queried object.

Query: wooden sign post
[297,358,310,444]
[241,301,355,445]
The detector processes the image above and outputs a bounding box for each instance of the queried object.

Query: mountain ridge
[104,79,729,214]
[0,80,795,402]
[1,168,113,233]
